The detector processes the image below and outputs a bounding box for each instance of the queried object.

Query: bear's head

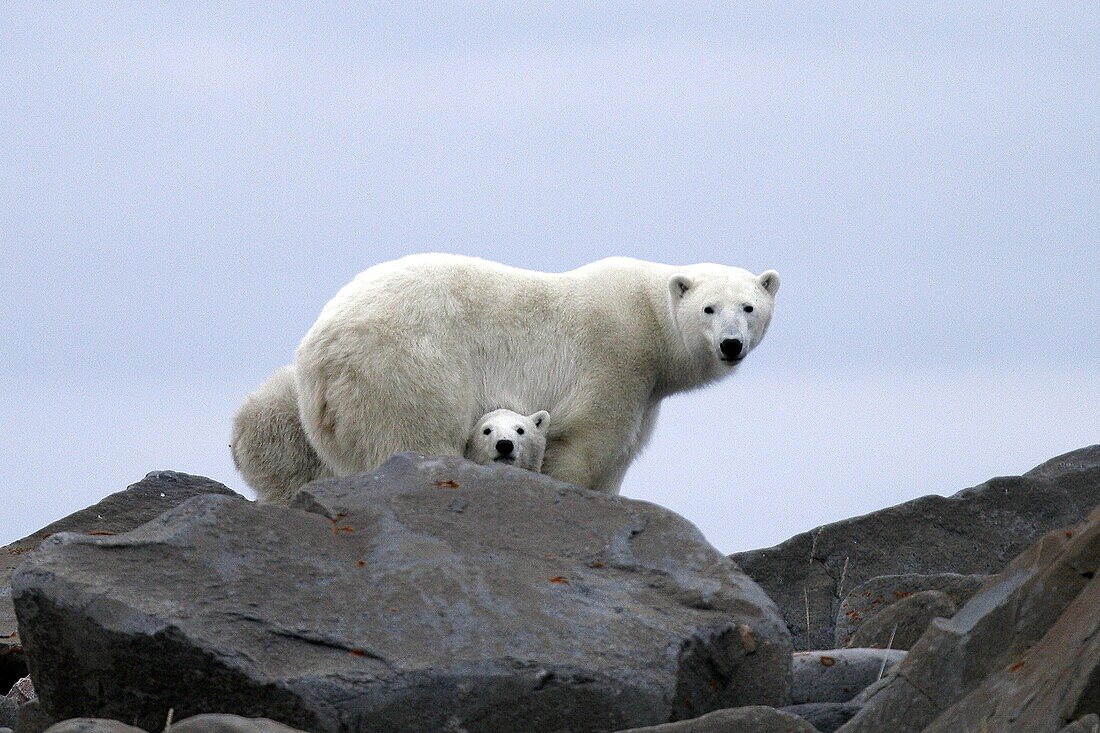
[668,265,780,378]
[465,409,551,473]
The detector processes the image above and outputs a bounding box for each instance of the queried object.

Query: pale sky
[2,4,1097,552]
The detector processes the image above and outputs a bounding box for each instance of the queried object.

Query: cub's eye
[516,427,525,435]
[703,306,715,314]
[743,305,754,313]
[482,427,491,435]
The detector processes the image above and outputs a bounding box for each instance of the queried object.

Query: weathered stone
[42,721,146,733]
[169,714,310,733]
[0,698,15,731]
[732,445,1100,650]
[847,590,957,650]
[919,573,1100,732]
[834,573,987,647]
[1,471,239,692]
[840,502,1100,733]
[781,702,860,732]
[613,706,816,732]
[1060,715,1100,733]
[791,648,904,704]
[14,700,56,733]
[14,454,791,733]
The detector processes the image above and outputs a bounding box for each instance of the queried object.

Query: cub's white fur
[270,253,779,495]
[466,409,550,472]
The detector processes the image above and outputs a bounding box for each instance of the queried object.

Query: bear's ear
[530,411,550,431]
[668,274,694,300]
[757,270,780,296]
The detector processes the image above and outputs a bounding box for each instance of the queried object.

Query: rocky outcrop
[790,649,904,704]
[732,445,1100,650]
[612,706,816,732]
[42,716,309,733]
[834,573,987,648]
[839,502,1100,732]
[0,472,237,694]
[14,454,791,733]
[780,703,860,733]
[846,590,957,650]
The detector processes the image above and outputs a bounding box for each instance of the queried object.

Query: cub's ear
[530,411,550,431]
[757,270,780,296]
[668,274,694,300]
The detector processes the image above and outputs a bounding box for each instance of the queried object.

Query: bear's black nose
[496,439,514,456]
[720,338,743,359]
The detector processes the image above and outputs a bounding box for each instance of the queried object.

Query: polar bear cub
[465,409,550,472]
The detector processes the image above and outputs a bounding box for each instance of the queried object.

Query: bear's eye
[743,305,754,313]
[483,427,491,435]
[703,306,715,315]
[516,427,525,435]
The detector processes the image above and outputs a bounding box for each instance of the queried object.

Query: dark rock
[781,702,861,732]
[847,590,957,650]
[14,454,791,733]
[840,502,1100,732]
[13,700,55,733]
[613,706,817,732]
[834,573,987,647]
[42,721,146,733]
[169,714,310,733]
[731,445,1100,650]
[1060,715,1100,733]
[790,649,904,704]
[0,698,14,730]
[1,471,239,691]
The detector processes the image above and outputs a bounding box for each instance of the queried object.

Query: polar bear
[466,409,550,472]
[233,372,550,502]
[282,254,779,494]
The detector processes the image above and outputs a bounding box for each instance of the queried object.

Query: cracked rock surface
[731,445,1100,650]
[838,501,1100,732]
[1,471,239,693]
[13,454,790,733]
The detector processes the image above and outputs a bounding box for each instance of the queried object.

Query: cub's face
[466,409,550,473]
[668,266,780,374]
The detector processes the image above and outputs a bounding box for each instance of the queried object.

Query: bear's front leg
[540,405,646,493]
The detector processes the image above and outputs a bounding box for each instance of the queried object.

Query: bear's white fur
[232,372,551,502]
[288,254,779,494]
[465,409,550,472]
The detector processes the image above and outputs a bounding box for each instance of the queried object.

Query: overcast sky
[2,3,1097,552]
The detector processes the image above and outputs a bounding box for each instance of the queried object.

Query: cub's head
[466,409,551,473]
[668,265,780,377]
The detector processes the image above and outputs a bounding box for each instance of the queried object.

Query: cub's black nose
[496,439,514,456]
[720,338,744,359]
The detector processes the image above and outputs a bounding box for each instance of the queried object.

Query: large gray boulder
[14,454,791,733]
[834,573,987,648]
[790,649,904,704]
[846,590,957,650]
[839,502,1100,732]
[731,445,1100,650]
[612,706,816,732]
[0,472,239,690]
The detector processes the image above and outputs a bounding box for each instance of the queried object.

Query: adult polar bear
[285,253,779,494]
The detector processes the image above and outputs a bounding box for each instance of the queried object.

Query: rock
[918,572,1100,732]
[1060,715,1100,733]
[731,445,1100,650]
[42,721,146,733]
[840,502,1100,733]
[846,590,957,650]
[781,702,861,732]
[1,471,239,692]
[14,700,56,733]
[834,573,987,647]
[7,677,35,706]
[169,714,311,733]
[14,454,792,733]
[791,648,904,704]
[613,705,817,732]
[0,698,15,731]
